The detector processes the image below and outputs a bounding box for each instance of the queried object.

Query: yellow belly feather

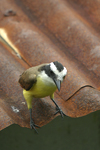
[23,77,57,109]
[29,77,57,98]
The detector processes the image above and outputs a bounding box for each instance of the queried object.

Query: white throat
[38,71,55,86]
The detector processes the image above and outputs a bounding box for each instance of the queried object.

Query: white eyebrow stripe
[50,62,67,78]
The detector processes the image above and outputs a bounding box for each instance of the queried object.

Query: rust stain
[0,0,100,130]
[4,9,16,17]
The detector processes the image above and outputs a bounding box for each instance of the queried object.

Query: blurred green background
[0,111,100,150]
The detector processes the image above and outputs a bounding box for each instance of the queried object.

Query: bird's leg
[51,98,67,118]
[29,108,40,133]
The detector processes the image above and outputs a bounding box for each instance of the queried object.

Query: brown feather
[19,63,48,90]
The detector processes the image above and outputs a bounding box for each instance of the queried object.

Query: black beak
[53,78,61,91]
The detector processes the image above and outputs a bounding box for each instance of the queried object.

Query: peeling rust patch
[4,9,16,17]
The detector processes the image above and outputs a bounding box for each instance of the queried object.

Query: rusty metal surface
[0,0,100,130]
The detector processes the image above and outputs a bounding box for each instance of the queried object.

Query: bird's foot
[54,106,67,118]
[30,119,40,134]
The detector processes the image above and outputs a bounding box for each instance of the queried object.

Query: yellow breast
[26,77,57,98]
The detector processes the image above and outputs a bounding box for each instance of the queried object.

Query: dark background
[0,111,100,150]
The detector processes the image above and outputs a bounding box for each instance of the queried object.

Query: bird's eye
[50,70,54,74]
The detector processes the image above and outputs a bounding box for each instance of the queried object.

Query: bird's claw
[54,106,67,118]
[30,119,40,134]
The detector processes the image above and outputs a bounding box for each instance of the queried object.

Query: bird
[19,61,67,133]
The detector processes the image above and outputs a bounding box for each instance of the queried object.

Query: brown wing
[18,68,37,91]
[18,63,48,91]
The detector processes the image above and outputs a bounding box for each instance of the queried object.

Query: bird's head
[40,61,67,91]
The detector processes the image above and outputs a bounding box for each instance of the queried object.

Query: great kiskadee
[19,61,67,133]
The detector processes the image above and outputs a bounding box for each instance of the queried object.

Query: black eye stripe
[40,65,56,78]
[50,70,54,74]
[40,62,65,80]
